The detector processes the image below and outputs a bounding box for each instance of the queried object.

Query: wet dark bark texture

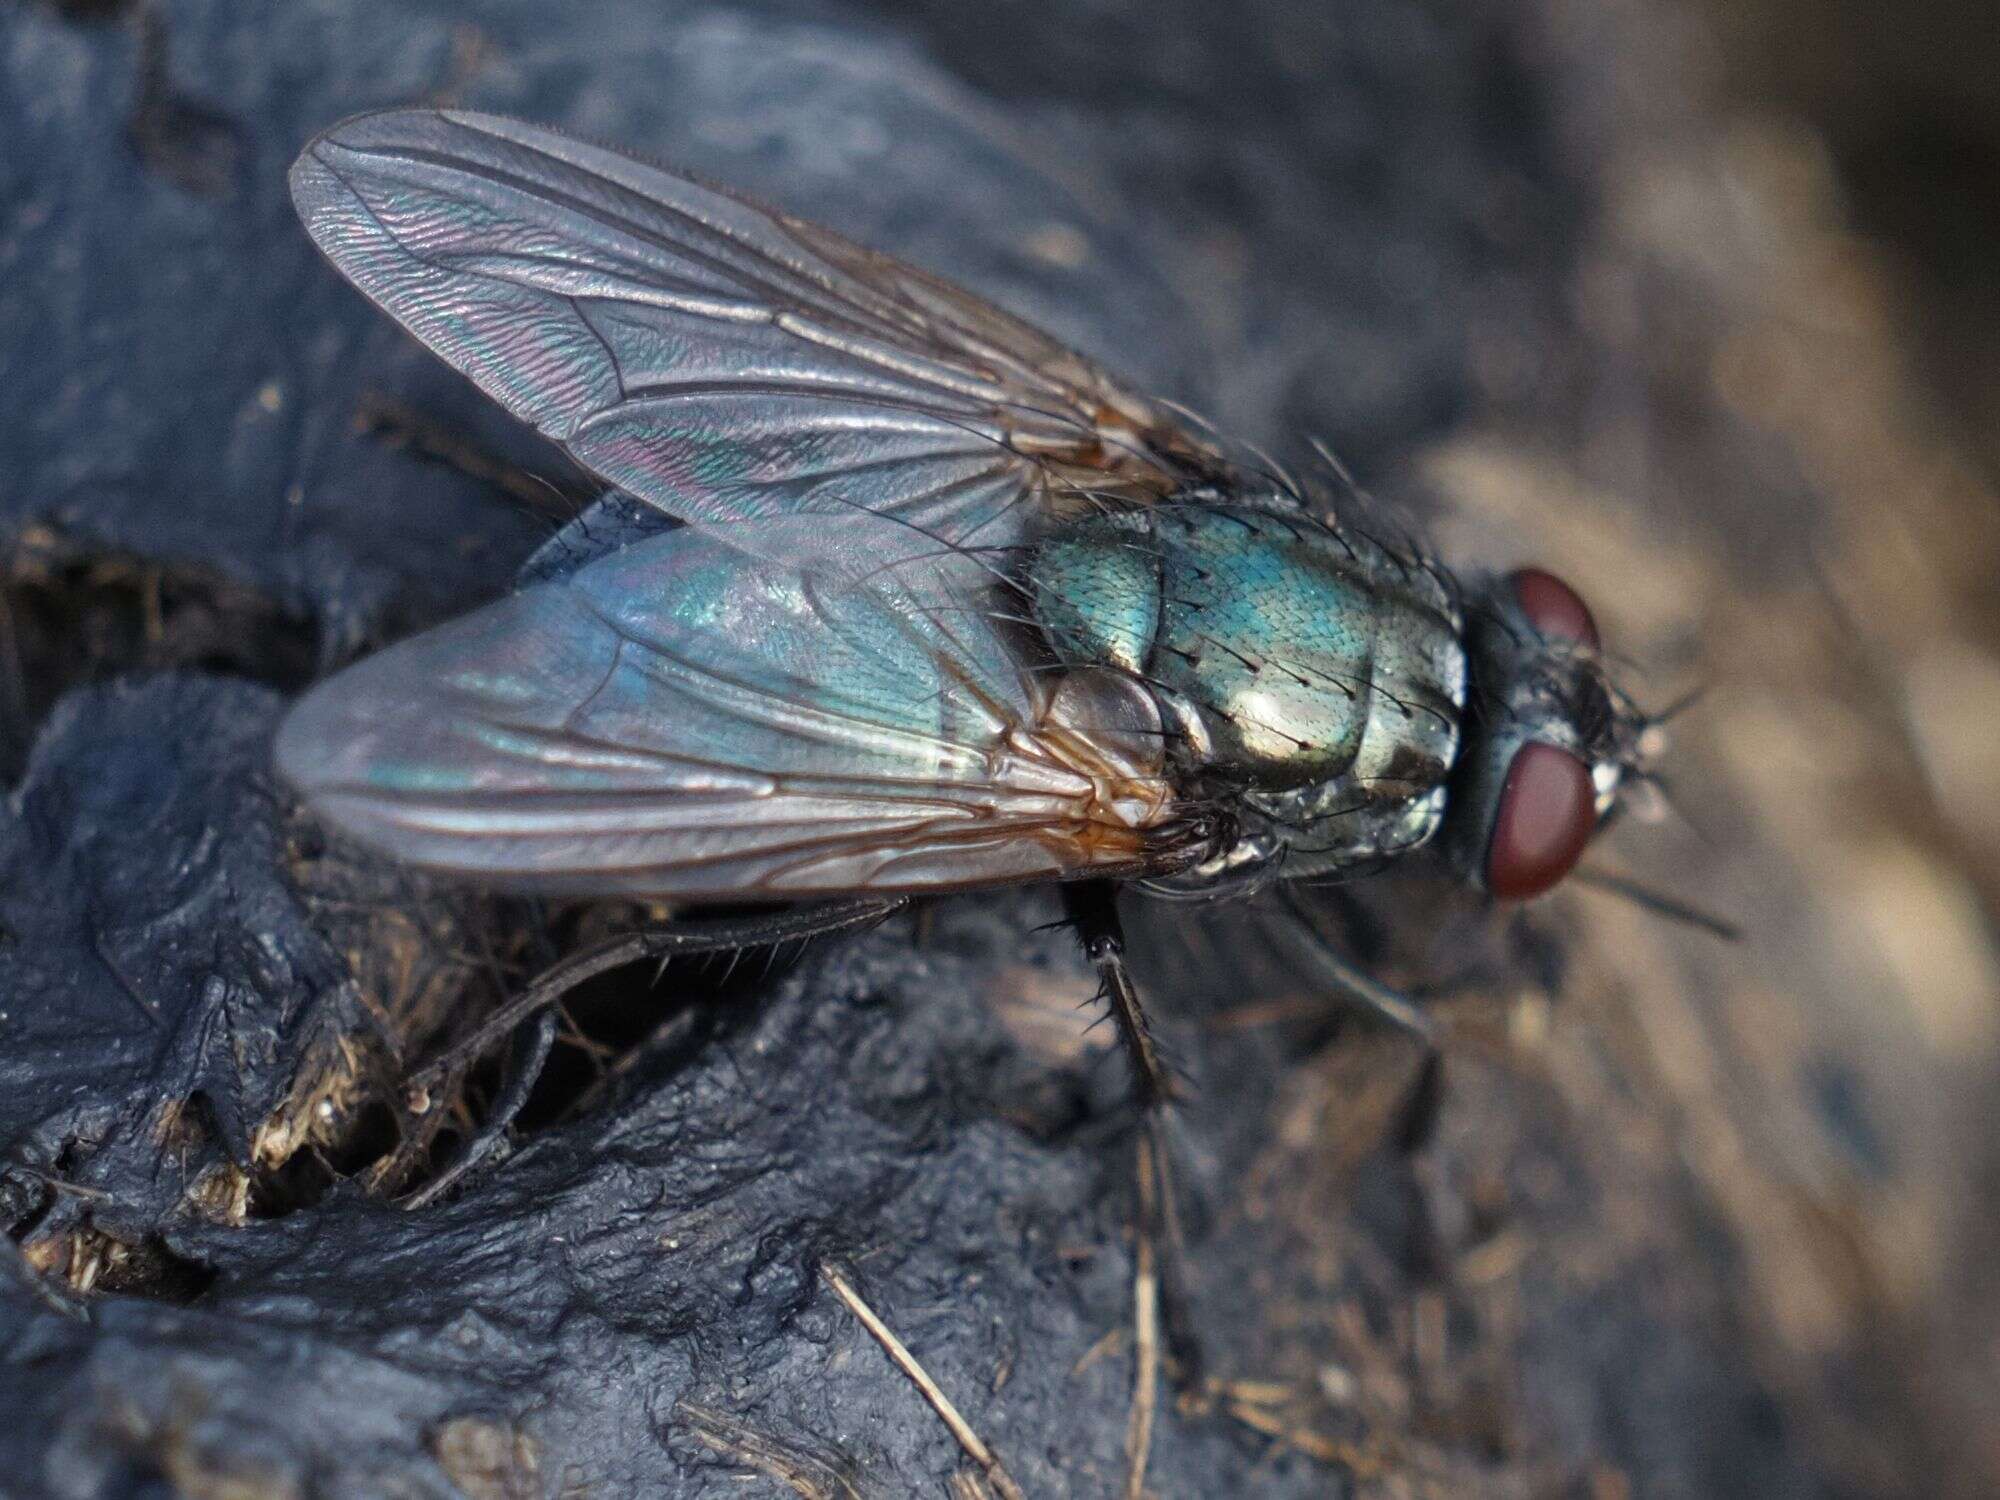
[4,2,1996,1497]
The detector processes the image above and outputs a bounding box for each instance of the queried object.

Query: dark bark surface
[4,2,1995,1497]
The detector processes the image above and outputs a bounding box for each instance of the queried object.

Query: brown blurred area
[992,4,2000,1493]
[1709,0,2000,505]
[1347,1,2000,1494]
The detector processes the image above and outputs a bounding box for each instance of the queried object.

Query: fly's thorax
[1028,508,1159,677]
[1027,499,1467,883]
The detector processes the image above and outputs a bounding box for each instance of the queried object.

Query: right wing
[288,108,1226,574]
[274,525,1198,897]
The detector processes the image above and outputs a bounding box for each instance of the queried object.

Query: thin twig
[1124,1136,1162,1500]
[678,1401,866,1499]
[820,1265,1027,1500]
[1215,1393,1383,1474]
[1071,1325,1127,1378]
[2,1164,112,1202]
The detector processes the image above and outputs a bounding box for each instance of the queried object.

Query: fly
[276,109,1672,1365]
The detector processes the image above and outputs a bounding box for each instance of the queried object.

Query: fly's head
[1441,567,1648,901]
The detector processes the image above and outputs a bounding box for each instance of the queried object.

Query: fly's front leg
[352,391,580,517]
[1062,880,1203,1381]
[1268,887,1446,1153]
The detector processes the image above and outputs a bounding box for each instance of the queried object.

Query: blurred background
[2,1,1997,1496]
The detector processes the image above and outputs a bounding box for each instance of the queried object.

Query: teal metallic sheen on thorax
[1028,497,1467,874]
[1030,516,1159,676]
[1151,508,1379,784]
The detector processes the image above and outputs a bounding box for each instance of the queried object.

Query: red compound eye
[1509,567,1599,651]
[1486,741,1597,900]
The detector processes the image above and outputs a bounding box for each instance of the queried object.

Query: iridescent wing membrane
[278,109,1218,895]
[288,108,1217,572]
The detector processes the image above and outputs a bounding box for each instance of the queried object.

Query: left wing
[275,525,1198,897]
[288,108,1226,576]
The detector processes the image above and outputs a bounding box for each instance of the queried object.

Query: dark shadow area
[0,535,319,784]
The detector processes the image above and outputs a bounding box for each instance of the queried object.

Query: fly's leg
[1062,880,1204,1381]
[386,897,907,1204]
[1271,886,1443,1154]
[398,1005,559,1210]
[1066,883,1175,1108]
[1263,890,1451,1290]
[353,392,583,518]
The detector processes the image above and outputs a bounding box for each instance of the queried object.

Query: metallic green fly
[277,110,1666,1340]
[280,108,1641,914]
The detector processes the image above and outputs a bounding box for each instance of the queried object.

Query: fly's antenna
[1633,768,1724,851]
[1645,684,1707,729]
[1571,867,1742,943]
[1615,673,1720,849]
